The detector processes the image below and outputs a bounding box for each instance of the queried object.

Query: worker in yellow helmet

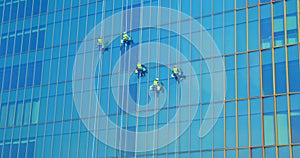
[97,36,104,50]
[171,65,185,82]
[150,78,161,92]
[122,32,129,41]
[135,62,147,78]
[120,32,133,48]
[171,65,180,80]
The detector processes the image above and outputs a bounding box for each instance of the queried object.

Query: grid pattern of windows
[0,0,300,157]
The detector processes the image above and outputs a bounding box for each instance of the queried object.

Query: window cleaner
[135,62,147,78]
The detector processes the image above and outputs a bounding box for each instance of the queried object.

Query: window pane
[226,102,236,148]
[260,4,271,48]
[252,148,262,158]
[273,2,285,46]
[226,150,236,158]
[265,147,276,158]
[15,103,23,126]
[288,45,300,92]
[225,0,234,11]
[0,106,8,127]
[213,115,224,149]
[191,0,200,17]
[236,0,246,9]
[248,0,258,6]
[286,0,298,44]
[263,97,275,145]
[239,149,249,158]
[249,52,260,97]
[236,10,246,52]
[23,102,31,125]
[293,146,300,158]
[31,101,40,124]
[276,96,289,144]
[279,146,290,158]
[290,94,300,143]
[251,99,262,146]
[262,49,273,95]
[213,0,222,13]
[275,47,287,94]
[214,151,224,157]
[202,1,211,16]
[7,104,16,126]
[202,151,212,158]
[248,7,259,50]
[238,100,248,147]
[237,54,248,98]
[226,56,235,99]
[224,12,235,54]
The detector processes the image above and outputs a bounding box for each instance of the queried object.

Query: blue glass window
[262,49,273,95]
[224,11,234,54]
[191,0,200,18]
[274,2,285,46]
[213,108,224,149]
[250,99,262,146]
[238,100,249,147]
[236,0,246,9]
[288,45,300,92]
[0,105,8,127]
[248,7,259,50]
[226,102,236,148]
[201,104,213,150]
[260,4,271,49]
[202,1,211,16]
[3,66,11,90]
[224,0,234,11]
[0,68,3,91]
[3,4,11,22]
[286,0,298,44]
[38,30,45,49]
[248,0,258,6]
[33,0,41,14]
[237,53,248,98]
[293,146,300,158]
[279,146,290,158]
[41,0,48,13]
[0,6,2,22]
[18,1,25,19]
[214,151,224,157]
[263,97,275,145]
[0,37,7,56]
[290,94,300,143]
[25,0,33,17]
[252,148,262,158]
[214,0,222,13]
[226,55,235,100]
[265,147,276,158]
[276,96,289,144]
[226,150,235,158]
[239,149,249,158]
[249,52,260,97]
[181,0,190,15]
[275,47,287,94]
[260,0,269,3]
[202,151,212,158]
[214,14,224,55]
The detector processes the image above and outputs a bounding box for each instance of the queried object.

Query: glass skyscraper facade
[0,0,300,157]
